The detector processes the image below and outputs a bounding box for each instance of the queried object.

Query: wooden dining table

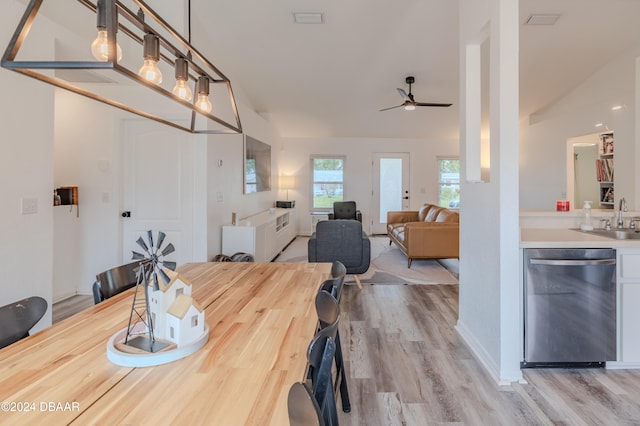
[0,261,330,425]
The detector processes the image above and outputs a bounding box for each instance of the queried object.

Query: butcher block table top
[0,262,330,425]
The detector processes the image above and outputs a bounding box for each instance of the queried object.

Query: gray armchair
[308,219,370,275]
[328,201,362,222]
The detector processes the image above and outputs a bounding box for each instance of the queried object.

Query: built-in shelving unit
[222,208,297,262]
[597,131,614,208]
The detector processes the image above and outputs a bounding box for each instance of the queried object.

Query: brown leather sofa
[387,203,459,267]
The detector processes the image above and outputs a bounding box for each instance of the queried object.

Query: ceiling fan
[380,76,452,111]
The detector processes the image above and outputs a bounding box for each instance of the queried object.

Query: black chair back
[319,276,344,304]
[93,261,140,303]
[314,289,351,413]
[306,334,339,426]
[0,296,47,349]
[288,382,324,426]
[331,261,346,279]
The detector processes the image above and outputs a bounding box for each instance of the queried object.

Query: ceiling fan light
[404,103,416,111]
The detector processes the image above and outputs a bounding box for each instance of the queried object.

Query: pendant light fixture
[1,0,242,134]
[172,58,193,101]
[138,33,162,84]
[90,0,122,61]
[195,76,213,113]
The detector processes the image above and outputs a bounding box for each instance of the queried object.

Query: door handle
[529,258,616,266]
[121,211,131,218]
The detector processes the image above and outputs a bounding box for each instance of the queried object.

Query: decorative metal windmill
[124,230,176,352]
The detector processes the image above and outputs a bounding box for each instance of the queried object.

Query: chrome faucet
[617,197,627,229]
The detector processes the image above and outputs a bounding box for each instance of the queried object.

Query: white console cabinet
[222,208,297,262]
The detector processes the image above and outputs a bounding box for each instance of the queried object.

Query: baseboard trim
[455,320,522,386]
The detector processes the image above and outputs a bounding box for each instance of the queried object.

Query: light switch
[217,192,223,202]
[21,197,38,215]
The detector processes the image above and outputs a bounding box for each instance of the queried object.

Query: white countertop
[520,228,640,248]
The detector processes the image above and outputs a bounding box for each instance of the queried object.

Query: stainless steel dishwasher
[522,248,616,368]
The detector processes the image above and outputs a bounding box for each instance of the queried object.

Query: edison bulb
[138,59,163,85]
[172,79,193,101]
[91,30,122,61]
[196,93,212,113]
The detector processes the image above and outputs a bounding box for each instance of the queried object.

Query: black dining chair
[0,296,48,349]
[331,260,346,280]
[287,382,324,426]
[319,276,344,304]
[315,290,351,413]
[305,333,339,426]
[92,261,141,304]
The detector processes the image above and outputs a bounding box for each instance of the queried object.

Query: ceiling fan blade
[396,88,411,102]
[379,104,404,112]
[161,243,175,257]
[415,102,453,107]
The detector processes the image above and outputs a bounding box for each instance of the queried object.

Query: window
[311,156,345,209]
[191,315,198,327]
[244,158,257,193]
[438,158,460,208]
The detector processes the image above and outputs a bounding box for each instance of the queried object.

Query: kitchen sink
[575,228,640,240]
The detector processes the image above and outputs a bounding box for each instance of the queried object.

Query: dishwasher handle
[529,258,616,266]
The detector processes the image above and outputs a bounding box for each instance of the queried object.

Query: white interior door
[372,153,410,234]
[121,120,193,267]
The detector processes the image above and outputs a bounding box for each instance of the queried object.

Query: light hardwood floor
[52,295,93,323]
[337,283,640,425]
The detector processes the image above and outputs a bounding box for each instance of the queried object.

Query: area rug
[275,236,459,285]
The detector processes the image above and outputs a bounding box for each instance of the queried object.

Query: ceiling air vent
[525,14,560,26]
[293,12,324,24]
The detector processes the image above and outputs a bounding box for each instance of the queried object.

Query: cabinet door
[222,226,256,257]
[621,282,640,362]
[255,224,268,262]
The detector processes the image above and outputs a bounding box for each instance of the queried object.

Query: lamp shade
[279,175,296,190]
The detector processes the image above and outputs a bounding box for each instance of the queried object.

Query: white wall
[206,106,281,259]
[520,45,640,211]
[53,91,124,300]
[0,1,56,330]
[278,137,459,235]
[458,0,521,383]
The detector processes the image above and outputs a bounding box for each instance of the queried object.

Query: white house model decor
[148,269,205,347]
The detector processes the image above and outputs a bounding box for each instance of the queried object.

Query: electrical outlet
[21,197,38,215]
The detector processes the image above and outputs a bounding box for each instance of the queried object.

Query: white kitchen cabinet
[618,249,640,363]
[222,208,297,262]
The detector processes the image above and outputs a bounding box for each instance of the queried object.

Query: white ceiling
[185,0,640,140]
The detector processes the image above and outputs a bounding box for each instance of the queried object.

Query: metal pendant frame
[1,0,242,134]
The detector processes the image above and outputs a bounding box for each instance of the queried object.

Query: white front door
[372,153,410,234]
[121,120,193,267]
